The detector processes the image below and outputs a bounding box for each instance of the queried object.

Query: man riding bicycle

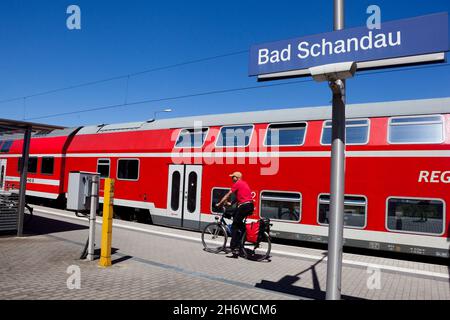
[216,171,254,258]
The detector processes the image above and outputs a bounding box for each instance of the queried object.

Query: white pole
[87,175,99,261]
[326,0,346,300]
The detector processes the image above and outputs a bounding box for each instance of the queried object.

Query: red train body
[1,97,449,257]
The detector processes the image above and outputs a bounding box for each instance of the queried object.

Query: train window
[318,194,367,229]
[186,171,198,213]
[388,115,444,144]
[26,157,38,174]
[0,163,4,188]
[386,197,445,235]
[321,119,369,145]
[170,171,181,211]
[175,128,209,148]
[265,122,307,146]
[41,157,54,175]
[211,188,237,214]
[97,159,110,178]
[260,191,301,222]
[117,159,139,180]
[20,157,38,173]
[216,125,253,147]
[0,140,12,153]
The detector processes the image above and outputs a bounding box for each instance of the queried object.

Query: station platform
[0,205,449,300]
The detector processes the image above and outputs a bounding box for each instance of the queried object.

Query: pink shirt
[231,179,252,204]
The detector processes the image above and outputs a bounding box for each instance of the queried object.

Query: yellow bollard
[99,178,114,267]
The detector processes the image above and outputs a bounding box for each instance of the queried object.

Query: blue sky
[0,0,449,127]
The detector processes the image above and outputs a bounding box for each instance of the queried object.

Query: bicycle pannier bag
[245,221,259,243]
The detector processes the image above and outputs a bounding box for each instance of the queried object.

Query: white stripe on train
[25,190,59,199]
[5,176,60,186]
[2,150,450,158]
[26,195,449,251]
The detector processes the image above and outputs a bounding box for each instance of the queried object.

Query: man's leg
[230,210,246,251]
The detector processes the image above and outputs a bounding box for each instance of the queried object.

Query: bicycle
[201,205,272,262]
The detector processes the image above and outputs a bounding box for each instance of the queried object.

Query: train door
[0,159,6,191]
[167,164,203,229]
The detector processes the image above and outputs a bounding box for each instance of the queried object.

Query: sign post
[248,4,449,300]
[249,12,448,79]
[87,175,99,261]
[325,0,346,300]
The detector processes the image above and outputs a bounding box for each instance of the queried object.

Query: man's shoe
[226,249,239,258]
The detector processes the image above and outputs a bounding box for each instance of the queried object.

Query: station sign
[249,12,449,80]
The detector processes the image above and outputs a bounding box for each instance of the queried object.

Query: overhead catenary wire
[25,78,315,120]
[3,45,446,107]
[22,98,26,120]
[124,75,130,105]
[0,50,248,105]
[24,62,450,121]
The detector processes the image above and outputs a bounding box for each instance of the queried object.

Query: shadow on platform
[112,255,133,265]
[85,248,133,266]
[24,213,88,235]
[255,253,365,300]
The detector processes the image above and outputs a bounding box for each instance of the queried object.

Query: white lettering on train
[418,170,450,184]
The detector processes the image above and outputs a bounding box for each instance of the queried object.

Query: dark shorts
[236,202,254,217]
[230,202,254,250]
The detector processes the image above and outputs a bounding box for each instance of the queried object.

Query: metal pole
[87,175,99,261]
[17,126,32,237]
[334,0,345,30]
[326,0,346,300]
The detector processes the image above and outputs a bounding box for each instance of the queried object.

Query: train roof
[3,97,449,139]
[32,127,81,138]
[76,97,450,135]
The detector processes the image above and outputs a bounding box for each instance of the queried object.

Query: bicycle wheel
[241,231,271,262]
[201,223,228,253]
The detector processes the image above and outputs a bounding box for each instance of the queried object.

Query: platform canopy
[0,118,65,236]
[0,118,64,137]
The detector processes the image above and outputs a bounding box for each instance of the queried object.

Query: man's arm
[216,190,233,207]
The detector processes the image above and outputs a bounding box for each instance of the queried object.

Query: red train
[1,97,449,257]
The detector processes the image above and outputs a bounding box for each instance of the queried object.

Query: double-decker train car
[0,128,81,201]
[0,97,449,258]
